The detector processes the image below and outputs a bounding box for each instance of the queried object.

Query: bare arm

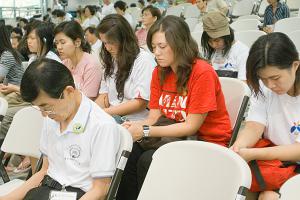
[103,99,148,116]
[79,178,111,200]
[125,112,207,141]
[0,157,49,200]
[232,121,265,149]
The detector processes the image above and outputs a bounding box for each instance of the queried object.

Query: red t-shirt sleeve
[149,67,161,109]
[187,65,219,114]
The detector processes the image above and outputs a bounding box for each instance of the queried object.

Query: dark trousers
[24,185,85,200]
[116,143,155,200]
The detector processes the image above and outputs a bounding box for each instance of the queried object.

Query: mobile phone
[3,78,8,86]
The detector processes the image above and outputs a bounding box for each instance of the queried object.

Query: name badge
[49,190,77,200]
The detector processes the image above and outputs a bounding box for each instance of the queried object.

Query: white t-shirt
[211,40,249,80]
[28,51,62,66]
[101,3,115,19]
[91,39,102,63]
[247,86,300,145]
[40,94,120,192]
[99,49,156,121]
[82,16,100,29]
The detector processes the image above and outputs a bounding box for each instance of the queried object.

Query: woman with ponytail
[54,21,101,100]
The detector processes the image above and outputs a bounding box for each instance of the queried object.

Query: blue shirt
[153,1,169,11]
[263,2,290,26]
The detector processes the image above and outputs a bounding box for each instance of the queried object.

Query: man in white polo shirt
[0,58,120,200]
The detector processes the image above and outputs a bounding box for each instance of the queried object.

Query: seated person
[232,32,300,200]
[0,58,120,200]
[116,15,232,200]
[262,0,290,33]
[201,11,249,81]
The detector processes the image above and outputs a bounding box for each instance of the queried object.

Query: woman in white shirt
[95,14,156,122]
[82,5,100,29]
[232,32,300,200]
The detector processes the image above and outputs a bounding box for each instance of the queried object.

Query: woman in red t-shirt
[116,15,232,200]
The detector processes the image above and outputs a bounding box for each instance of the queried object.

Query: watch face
[143,125,150,137]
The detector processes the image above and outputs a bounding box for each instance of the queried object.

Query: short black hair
[20,58,75,102]
[114,1,127,11]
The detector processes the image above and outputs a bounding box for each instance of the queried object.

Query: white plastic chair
[288,30,300,53]
[286,0,300,11]
[219,77,251,146]
[0,107,43,196]
[185,18,200,31]
[231,0,256,17]
[279,174,300,200]
[182,4,200,18]
[274,17,300,35]
[191,31,203,52]
[235,30,266,48]
[238,14,261,21]
[137,141,252,200]
[258,0,269,16]
[193,22,203,32]
[0,97,8,122]
[106,124,133,200]
[165,5,184,17]
[230,19,261,31]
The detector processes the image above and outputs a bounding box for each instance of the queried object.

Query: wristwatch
[142,125,150,138]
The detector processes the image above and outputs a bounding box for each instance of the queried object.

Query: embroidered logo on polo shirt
[290,121,300,135]
[73,123,84,134]
[69,144,81,159]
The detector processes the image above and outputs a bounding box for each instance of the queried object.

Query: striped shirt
[0,51,24,85]
[263,2,290,26]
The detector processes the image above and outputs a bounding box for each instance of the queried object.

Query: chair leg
[0,151,10,183]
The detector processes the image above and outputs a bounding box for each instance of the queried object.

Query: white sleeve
[130,51,156,101]
[39,118,48,156]
[246,93,268,126]
[99,71,108,94]
[89,123,120,178]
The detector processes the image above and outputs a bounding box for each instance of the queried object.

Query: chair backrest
[185,17,200,32]
[235,30,266,48]
[237,14,261,21]
[0,97,8,122]
[1,107,43,158]
[182,4,200,18]
[137,141,252,200]
[279,174,300,200]
[258,0,268,16]
[231,0,256,17]
[219,77,251,146]
[274,17,300,35]
[230,19,261,31]
[165,5,184,17]
[106,124,133,200]
[287,30,300,53]
[286,0,300,10]
[191,30,203,52]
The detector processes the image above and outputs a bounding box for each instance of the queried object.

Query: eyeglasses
[31,92,64,115]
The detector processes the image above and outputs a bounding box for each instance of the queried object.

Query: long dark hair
[26,20,56,57]
[247,32,299,96]
[0,24,21,63]
[97,14,140,100]
[201,27,235,60]
[147,15,200,94]
[54,21,91,53]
